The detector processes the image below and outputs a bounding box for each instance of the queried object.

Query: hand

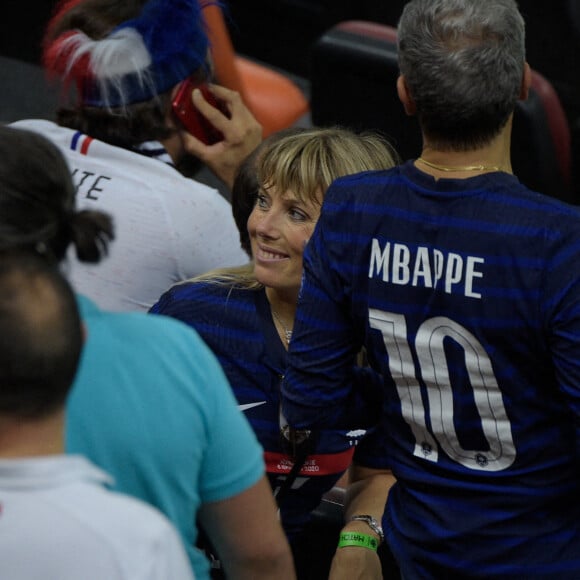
[328,546,383,580]
[180,83,263,190]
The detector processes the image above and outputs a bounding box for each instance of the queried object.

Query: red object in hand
[172,78,230,144]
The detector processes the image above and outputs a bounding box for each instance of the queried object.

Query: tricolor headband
[43,0,212,108]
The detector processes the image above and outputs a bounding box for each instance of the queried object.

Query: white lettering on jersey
[368,239,484,299]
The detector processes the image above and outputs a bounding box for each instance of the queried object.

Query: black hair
[0,250,83,418]
[0,124,114,263]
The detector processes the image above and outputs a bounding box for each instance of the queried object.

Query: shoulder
[151,280,251,319]
[323,167,396,209]
[74,297,238,438]
[68,480,193,577]
[40,455,181,535]
[8,119,75,153]
[500,182,580,243]
[9,118,60,134]
[88,485,179,533]
[79,293,189,332]
[157,278,232,301]
[333,166,398,189]
[78,294,219,371]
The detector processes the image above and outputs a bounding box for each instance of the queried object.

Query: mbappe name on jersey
[368,238,484,299]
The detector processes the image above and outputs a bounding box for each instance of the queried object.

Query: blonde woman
[150,126,399,578]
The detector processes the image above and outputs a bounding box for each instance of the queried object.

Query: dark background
[2,0,578,200]
[222,0,580,198]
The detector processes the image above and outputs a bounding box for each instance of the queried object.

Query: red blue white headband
[43,0,212,108]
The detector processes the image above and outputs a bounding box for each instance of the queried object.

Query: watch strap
[350,514,384,543]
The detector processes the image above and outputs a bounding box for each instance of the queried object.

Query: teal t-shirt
[66,295,265,579]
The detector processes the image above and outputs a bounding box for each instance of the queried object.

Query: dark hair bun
[69,210,115,263]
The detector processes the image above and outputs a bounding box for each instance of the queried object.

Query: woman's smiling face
[248,184,322,293]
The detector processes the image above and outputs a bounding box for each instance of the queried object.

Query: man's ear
[397,75,417,116]
[519,62,532,101]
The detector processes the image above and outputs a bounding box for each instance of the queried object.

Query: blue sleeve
[282,190,368,430]
[149,286,177,316]
[543,230,580,458]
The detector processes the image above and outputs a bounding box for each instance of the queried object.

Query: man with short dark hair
[0,250,195,579]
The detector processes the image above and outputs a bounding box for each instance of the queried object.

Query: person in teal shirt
[0,123,295,580]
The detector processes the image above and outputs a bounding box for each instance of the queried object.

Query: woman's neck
[265,287,298,320]
[266,287,298,349]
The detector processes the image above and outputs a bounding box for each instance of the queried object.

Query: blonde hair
[185,126,399,289]
[257,126,399,207]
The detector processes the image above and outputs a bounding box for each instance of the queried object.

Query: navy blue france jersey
[150,283,378,540]
[282,161,580,578]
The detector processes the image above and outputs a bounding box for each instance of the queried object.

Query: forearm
[199,476,296,580]
[328,465,396,580]
[343,466,395,524]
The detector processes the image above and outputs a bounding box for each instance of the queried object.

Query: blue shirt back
[283,162,580,578]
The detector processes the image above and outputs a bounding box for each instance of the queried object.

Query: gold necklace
[271,310,293,345]
[417,157,501,173]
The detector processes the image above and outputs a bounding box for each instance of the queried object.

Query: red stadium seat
[202,3,310,138]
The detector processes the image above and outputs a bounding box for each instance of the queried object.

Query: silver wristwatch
[350,514,384,543]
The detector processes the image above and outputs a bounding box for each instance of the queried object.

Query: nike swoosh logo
[238,401,267,412]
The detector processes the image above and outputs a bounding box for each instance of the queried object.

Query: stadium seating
[203,3,309,137]
[310,20,576,204]
[0,55,57,123]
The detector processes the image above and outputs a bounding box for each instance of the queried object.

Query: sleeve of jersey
[149,281,198,321]
[282,189,367,430]
[148,280,214,335]
[544,226,580,456]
